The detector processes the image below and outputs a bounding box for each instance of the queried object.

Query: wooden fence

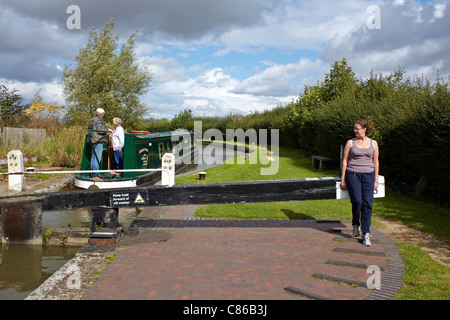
[0,127,46,147]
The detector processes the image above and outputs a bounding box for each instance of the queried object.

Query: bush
[44,125,85,167]
[286,61,450,205]
[179,60,448,205]
[0,84,29,127]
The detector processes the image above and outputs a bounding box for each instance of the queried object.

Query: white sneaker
[363,233,371,246]
[353,225,360,237]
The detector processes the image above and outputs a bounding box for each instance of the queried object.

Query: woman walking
[340,120,379,246]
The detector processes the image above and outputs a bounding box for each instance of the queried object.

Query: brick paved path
[82,205,404,300]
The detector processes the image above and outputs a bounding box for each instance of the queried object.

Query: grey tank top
[347,139,375,173]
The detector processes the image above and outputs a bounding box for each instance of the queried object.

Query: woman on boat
[340,120,379,246]
[110,117,125,175]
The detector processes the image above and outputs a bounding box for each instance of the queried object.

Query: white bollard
[161,153,175,187]
[8,150,25,192]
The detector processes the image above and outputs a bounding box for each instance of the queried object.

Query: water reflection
[0,244,79,300]
[178,141,246,174]
[0,207,136,300]
[42,208,139,229]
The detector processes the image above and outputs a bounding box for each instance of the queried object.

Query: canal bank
[0,168,82,299]
[26,205,168,300]
[49,205,405,301]
[5,143,449,301]
[0,169,169,299]
[1,142,247,299]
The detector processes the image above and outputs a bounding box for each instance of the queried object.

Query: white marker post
[161,153,175,187]
[8,150,24,192]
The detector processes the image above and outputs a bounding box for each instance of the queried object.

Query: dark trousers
[113,150,123,170]
[90,143,103,176]
[345,171,375,234]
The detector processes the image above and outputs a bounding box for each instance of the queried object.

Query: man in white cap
[88,108,107,176]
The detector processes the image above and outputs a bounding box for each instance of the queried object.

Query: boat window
[158,142,165,159]
[172,141,177,154]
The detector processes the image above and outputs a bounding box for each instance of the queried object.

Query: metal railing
[2,150,176,189]
[1,168,171,175]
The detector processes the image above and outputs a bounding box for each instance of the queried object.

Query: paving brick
[82,205,404,300]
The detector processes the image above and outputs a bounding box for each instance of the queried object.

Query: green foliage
[62,19,151,128]
[395,243,450,300]
[282,59,449,204]
[43,125,86,167]
[0,84,29,127]
[143,118,171,133]
[174,58,448,204]
[322,58,357,102]
[170,108,194,131]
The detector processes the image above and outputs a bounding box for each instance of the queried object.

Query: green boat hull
[74,131,197,189]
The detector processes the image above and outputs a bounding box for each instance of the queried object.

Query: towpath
[81,205,404,300]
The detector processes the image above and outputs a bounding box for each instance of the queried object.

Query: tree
[62,19,151,128]
[322,58,357,102]
[0,84,28,127]
[170,108,194,131]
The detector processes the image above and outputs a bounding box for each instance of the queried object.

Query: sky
[0,0,448,120]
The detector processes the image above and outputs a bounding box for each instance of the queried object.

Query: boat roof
[146,132,172,138]
[127,131,192,138]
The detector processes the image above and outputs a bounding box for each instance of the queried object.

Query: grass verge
[394,243,450,300]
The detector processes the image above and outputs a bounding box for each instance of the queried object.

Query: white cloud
[215,0,371,53]
[146,65,293,119]
[1,0,449,120]
[320,0,450,79]
[0,78,64,105]
[393,0,405,6]
[140,55,188,83]
[232,58,326,97]
[433,3,446,18]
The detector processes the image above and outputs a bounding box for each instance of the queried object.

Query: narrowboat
[74,130,198,189]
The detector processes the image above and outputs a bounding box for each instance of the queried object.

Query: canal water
[0,244,80,300]
[0,143,245,299]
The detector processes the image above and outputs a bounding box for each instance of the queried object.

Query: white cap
[96,108,105,114]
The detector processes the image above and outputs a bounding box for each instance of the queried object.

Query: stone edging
[365,228,405,300]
